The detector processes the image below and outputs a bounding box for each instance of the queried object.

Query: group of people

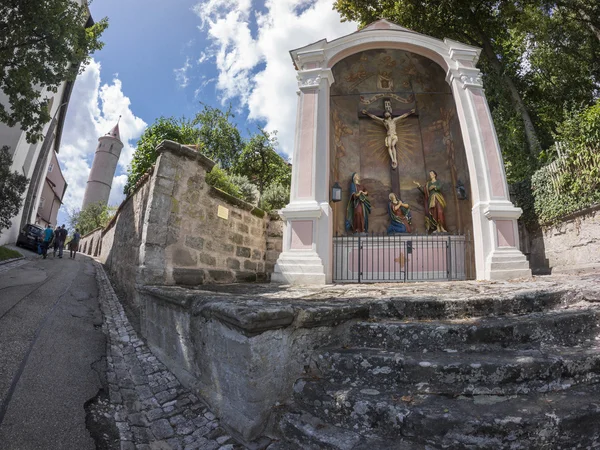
[39,224,81,260]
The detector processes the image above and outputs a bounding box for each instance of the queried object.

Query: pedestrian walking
[69,229,81,259]
[52,225,61,257]
[56,225,68,258]
[42,224,54,259]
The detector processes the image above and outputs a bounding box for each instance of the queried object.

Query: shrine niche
[330,48,473,237]
[272,19,531,285]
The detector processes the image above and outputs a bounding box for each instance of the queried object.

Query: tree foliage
[229,175,259,205]
[193,104,243,171]
[0,146,29,234]
[0,0,108,143]
[69,202,116,236]
[124,117,201,194]
[233,130,291,195]
[259,183,290,211]
[333,0,600,181]
[529,100,600,224]
[125,106,247,194]
[127,107,291,210]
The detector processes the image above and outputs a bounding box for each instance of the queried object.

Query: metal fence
[333,232,474,283]
[546,141,600,195]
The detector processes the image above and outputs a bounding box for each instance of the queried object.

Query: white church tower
[82,119,123,208]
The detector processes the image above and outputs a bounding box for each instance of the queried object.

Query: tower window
[47,163,54,172]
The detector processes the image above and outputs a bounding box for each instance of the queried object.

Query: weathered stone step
[369,289,583,320]
[348,309,600,351]
[293,379,600,449]
[277,411,423,450]
[316,345,600,395]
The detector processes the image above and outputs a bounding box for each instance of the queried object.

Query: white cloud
[58,59,147,222]
[193,0,357,156]
[197,51,209,64]
[174,57,193,88]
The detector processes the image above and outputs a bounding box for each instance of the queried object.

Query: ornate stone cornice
[296,68,335,90]
[446,67,484,90]
[295,49,326,70]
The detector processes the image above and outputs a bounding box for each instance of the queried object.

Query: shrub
[259,183,289,211]
[0,146,29,234]
[205,165,241,198]
[530,100,600,225]
[229,175,259,205]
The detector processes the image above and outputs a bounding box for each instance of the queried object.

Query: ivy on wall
[523,101,600,226]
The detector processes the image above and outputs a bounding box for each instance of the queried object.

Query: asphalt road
[0,249,106,449]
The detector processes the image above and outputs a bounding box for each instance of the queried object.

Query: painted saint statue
[345,172,371,233]
[362,107,415,169]
[414,170,448,233]
[387,193,412,234]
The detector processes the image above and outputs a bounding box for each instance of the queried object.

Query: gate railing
[333,232,473,283]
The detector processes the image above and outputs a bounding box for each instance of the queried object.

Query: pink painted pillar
[447,59,531,280]
[272,60,334,285]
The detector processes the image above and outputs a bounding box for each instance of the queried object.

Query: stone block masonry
[135,273,600,446]
[528,204,600,274]
[78,140,283,314]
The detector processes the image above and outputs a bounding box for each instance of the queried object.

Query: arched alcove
[329,48,473,238]
[272,20,531,284]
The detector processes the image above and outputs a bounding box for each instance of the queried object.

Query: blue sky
[56,0,357,226]
[89,0,222,123]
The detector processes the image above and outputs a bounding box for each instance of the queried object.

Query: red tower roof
[106,117,121,141]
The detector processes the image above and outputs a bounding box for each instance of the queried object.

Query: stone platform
[136,273,600,448]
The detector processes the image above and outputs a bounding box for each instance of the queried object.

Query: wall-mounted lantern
[456,180,468,200]
[332,182,342,202]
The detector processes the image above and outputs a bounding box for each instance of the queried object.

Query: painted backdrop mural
[330,48,473,236]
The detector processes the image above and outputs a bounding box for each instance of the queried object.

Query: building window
[110,144,114,152]
[38,197,45,210]
[48,163,54,172]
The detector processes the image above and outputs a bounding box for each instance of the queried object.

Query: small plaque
[217,205,229,220]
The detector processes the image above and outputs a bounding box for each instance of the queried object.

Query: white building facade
[0,0,92,246]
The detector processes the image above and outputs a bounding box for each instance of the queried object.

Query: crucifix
[360,98,416,195]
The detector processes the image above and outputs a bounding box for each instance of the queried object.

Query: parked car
[16,224,44,251]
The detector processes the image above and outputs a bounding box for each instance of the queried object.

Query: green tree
[0,0,108,143]
[124,117,201,194]
[193,104,244,170]
[0,146,29,234]
[69,202,115,236]
[512,2,600,163]
[234,130,291,196]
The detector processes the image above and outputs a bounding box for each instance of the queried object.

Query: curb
[0,256,25,267]
[93,262,243,450]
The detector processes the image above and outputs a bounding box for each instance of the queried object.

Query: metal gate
[333,232,473,283]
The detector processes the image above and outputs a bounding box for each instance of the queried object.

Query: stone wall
[80,227,103,257]
[143,141,275,288]
[265,214,283,273]
[137,285,356,442]
[78,140,283,312]
[528,205,600,274]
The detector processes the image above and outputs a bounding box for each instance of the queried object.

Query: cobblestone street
[0,253,255,450]
[95,262,245,450]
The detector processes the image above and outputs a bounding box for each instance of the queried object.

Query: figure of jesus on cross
[362,101,415,169]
